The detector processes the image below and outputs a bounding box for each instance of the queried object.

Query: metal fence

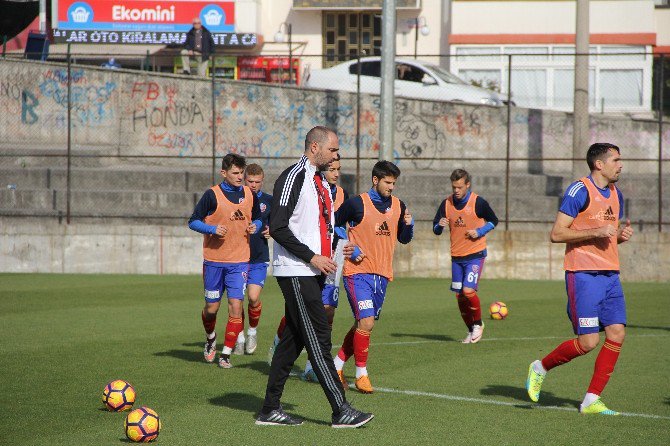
[0,50,668,232]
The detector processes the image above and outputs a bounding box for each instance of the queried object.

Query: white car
[303,57,507,106]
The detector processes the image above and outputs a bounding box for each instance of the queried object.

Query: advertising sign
[56,0,235,32]
[52,29,257,47]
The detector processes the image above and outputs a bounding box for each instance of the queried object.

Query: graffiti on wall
[0,59,665,170]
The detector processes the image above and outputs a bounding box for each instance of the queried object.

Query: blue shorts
[322,284,339,307]
[451,257,486,292]
[202,262,249,302]
[344,273,389,321]
[565,271,626,335]
[247,262,269,287]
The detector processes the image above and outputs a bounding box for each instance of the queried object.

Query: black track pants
[262,275,346,414]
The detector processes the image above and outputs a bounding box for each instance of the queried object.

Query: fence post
[66,44,72,224]
[211,69,217,185]
[659,53,665,233]
[355,51,362,195]
[504,54,512,231]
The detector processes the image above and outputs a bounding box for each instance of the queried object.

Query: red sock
[201,310,216,335]
[463,290,482,324]
[248,302,262,328]
[456,293,472,329]
[337,326,356,362]
[541,338,587,371]
[224,317,243,349]
[587,339,622,395]
[353,329,371,368]
[276,316,286,338]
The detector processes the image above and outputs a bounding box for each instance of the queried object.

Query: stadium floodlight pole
[658,54,664,232]
[66,43,72,224]
[572,0,590,178]
[379,0,397,162]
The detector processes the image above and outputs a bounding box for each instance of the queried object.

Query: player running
[526,143,633,415]
[188,153,262,368]
[333,160,414,394]
[233,164,272,356]
[432,169,498,344]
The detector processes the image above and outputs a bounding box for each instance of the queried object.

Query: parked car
[303,57,508,106]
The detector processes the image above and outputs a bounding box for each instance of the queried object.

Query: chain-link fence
[1,50,668,232]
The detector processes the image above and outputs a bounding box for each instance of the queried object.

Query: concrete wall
[2,219,668,282]
[1,58,667,175]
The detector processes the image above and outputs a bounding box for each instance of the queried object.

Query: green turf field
[1,274,668,445]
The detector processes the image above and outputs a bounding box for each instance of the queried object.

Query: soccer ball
[489,301,508,320]
[125,406,161,443]
[102,380,136,412]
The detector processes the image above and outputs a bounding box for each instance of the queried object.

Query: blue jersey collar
[220,181,242,193]
[368,187,391,203]
[453,189,471,206]
[587,175,609,192]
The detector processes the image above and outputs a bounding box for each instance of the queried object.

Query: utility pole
[573,0,590,176]
[379,0,396,161]
[39,0,46,33]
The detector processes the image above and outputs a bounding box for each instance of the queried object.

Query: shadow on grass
[236,360,272,375]
[209,392,329,426]
[389,333,455,342]
[153,348,203,363]
[665,397,670,406]
[480,384,579,408]
[628,324,670,332]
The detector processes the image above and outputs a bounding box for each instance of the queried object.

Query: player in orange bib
[432,169,499,344]
[188,154,263,369]
[333,161,414,394]
[526,143,633,415]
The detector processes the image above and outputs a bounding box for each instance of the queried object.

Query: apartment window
[323,12,382,67]
[553,69,596,108]
[600,70,643,107]
[512,69,548,107]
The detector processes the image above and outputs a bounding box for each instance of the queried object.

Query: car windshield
[425,64,468,85]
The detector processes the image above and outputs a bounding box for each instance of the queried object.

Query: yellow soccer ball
[102,380,135,412]
[489,301,509,320]
[125,406,161,443]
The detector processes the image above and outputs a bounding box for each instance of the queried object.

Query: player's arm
[261,194,272,239]
[188,189,220,235]
[247,193,263,234]
[269,169,318,264]
[432,200,448,235]
[550,212,616,243]
[335,196,363,228]
[550,181,616,243]
[397,200,414,244]
[335,197,365,261]
[467,197,498,239]
[616,188,633,244]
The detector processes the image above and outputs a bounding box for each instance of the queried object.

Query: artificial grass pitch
[0,274,668,445]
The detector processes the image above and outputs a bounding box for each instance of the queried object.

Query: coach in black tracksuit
[256,126,374,429]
